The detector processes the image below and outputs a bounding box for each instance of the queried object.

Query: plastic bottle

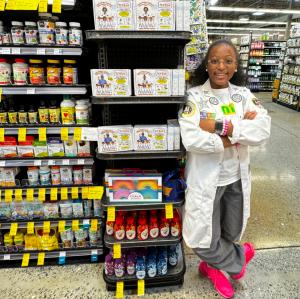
[11,21,25,45]
[18,105,28,124]
[160,216,170,238]
[149,214,159,239]
[49,99,60,124]
[38,13,55,45]
[114,258,125,278]
[69,22,82,46]
[168,245,178,267]
[28,105,38,124]
[147,255,157,278]
[63,59,78,84]
[47,59,61,85]
[55,22,68,45]
[38,100,49,123]
[12,59,28,85]
[170,210,181,237]
[137,216,148,241]
[29,59,45,85]
[0,58,12,85]
[126,254,136,276]
[104,254,115,276]
[125,215,136,240]
[39,166,51,185]
[8,105,17,124]
[114,216,125,240]
[106,220,114,236]
[0,102,7,124]
[136,256,146,279]
[60,96,75,124]
[75,100,89,125]
[24,21,38,45]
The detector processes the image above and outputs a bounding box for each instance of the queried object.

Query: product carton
[183,0,191,31]
[155,69,172,96]
[93,0,117,30]
[117,1,135,30]
[172,69,185,96]
[158,1,175,30]
[135,0,158,30]
[176,0,184,31]
[167,119,181,150]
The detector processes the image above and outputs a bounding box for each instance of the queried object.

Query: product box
[93,0,117,30]
[168,119,181,150]
[33,141,48,157]
[167,124,174,151]
[133,125,167,151]
[97,125,133,153]
[0,137,17,158]
[172,69,185,96]
[176,0,184,31]
[47,138,64,157]
[158,1,175,30]
[91,69,132,97]
[64,139,78,157]
[108,173,162,202]
[183,0,191,31]
[135,0,158,31]
[77,141,91,157]
[117,0,135,30]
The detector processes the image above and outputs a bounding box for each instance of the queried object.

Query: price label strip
[0,128,4,142]
[90,219,98,232]
[5,189,13,203]
[43,221,50,233]
[60,127,69,141]
[50,188,58,201]
[137,280,145,296]
[60,187,68,200]
[107,206,116,222]
[37,252,45,266]
[10,223,18,236]
[73,127,82,141]
[91,249,98,262]
[71,187,79,199]
[58,220,66,233]
[14,189,23,201]
[90,186,104,200]
[116,281,124,299]
[165,203,174,219]
[72,220,79,231]
[113,243,121,259]
[18,128,26,142]
[58,251,66,265]
[0,0,5,11]
[27,222,34,235]
[26,189,34,202]
[21,253,30,267]
[38,0,48,13]
[38,188,46,202]
[52,0,62,13]
[81,186,89,199]
[39,128,47,142]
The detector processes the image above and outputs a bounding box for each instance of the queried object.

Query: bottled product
[47,59,61,84]
[28,105,38,124]
[125,215,136,240]
[39,166,51,185]
[73,166,83,184]
[38,100,49,123]
[11,21,25,45]
[12,59,28,85]
[69,22,82,46]
[38,13,55,45]
[8,105,17,124]
[51,166,61,185]
[114,258,125,278]
[27,167,39,185]
[48,100,60,124]
[24,21,38,45]
[75,100,89,124]
[160,216,170,237]
[55,22,68,45]
[18,105,28,124]
[168,245,178,267]
[137,216,148,240]
[105,254,115,276]
[146,255,157,277]
[171,211,181,237]
[114,216,125,240]
[106,220,114,236]
[60,96,75,124]
[126,254,136,276]
[63,59,77,84]
[136,256,146,279]
[0,102,7,124]
[29,59,45,85]
[0,58,12,85]
[149,214,159,239]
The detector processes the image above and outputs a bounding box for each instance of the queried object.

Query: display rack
[239,35,251,75]
[0,46,82,56]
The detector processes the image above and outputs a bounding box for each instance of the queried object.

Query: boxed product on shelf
[133,125,167,151]
[134,69,172,96]
[17,136,35,158]
[97,125,133,153]
[108,173,162,202]
[91,69,132,97]
[92,0,118,30]
[0,167,19,187]
[0,137,17,158]
[171,69,185,96]
[135,0,158,31]
[176,0,190,31]
[47,137,65,157]
[157,1,176,31]
[167,119,180,150]
[117,0,135,30]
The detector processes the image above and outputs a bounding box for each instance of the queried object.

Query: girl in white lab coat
[179,40,271,298]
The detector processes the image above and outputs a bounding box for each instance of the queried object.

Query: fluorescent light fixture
[206,19,287,25]
[207,26,286,31]
[208,32,262,36]
[208,6,300,15]
[252,12,265,16]
[210,0,219,5]
[239,15,249,21]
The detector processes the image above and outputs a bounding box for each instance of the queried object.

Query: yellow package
[24,234,39,251]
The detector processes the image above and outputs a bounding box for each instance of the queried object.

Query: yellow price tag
[43,221,50,233]
[58,220,66,233]
[71,187,79,199]
[137,280,145,296]
[0,128,4,142]
[10,223,18,236]
[37,252,45,266]
[81,186,89,199]
[60,127,68,141]
[38,188,46,202]
[0,1,5,11]
[60,187,68,200]
[5,0,15,10]
[107,206,116,222]
[14,189,23,201]
[90,219,98,232]
[18,128,27,142]
[26,189,34,202]
[72,220,79,231]
[5,190,13,203]
[27,222,34,234]
[90,186,104,200]
[50,188,58,201]
[52,0,62,13]
[14,0,39,10]
[74,127,82,141]
[21,253,30,267]
[113,243,121,259]
[38,127,47,142]
[116,281,124,299]
[38,0,48,13]
[165,203,174,219]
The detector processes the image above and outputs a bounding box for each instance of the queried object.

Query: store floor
[1,93,299,299]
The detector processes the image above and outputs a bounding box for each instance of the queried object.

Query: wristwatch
[214,120,223,135]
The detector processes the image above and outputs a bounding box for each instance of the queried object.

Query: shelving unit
[239,35,251,75]
[0,46,82,56]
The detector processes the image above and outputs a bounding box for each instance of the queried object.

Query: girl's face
[206,44,238,89]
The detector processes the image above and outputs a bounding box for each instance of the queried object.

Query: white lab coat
[178,79,271,249]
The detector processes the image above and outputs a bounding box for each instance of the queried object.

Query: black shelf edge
[276,100,299,111]
[92,96,186,105]
[96,150,184,160]
[104,234,182,249]
[101,197,184,211]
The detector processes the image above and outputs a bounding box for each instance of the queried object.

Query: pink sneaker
[199,261,234,299]
[231,242,255,280]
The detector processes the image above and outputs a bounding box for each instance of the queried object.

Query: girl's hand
[199,119,215,133]
[244,111,257,120]
[221,136,234,148]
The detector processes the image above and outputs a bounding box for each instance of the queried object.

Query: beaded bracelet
[221,119,229,136]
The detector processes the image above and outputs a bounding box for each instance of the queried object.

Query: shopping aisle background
[1,93,299,298]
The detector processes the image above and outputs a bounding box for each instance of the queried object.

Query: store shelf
[104,233,182,249]
[0,157,94,167]
[92,96,186,105]
[0,217,100,230]
[249,55,281,57]
[0,85,87,95]
[276,100,299,111]
[85,31,191,43]
[96,150,184,160]
[263,47,284,49]
[102,197,184,211]
[0,46,82,56]
[287,54,300,57]
[287,46,300,48]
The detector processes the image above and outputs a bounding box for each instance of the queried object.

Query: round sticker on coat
[181,101,196,117]
[209,97,219,105]
[231,94,243,103]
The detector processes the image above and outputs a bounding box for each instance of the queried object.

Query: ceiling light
[239,15,249,21]
[252,12,265,16]
[206,19,287,25]
[208,32,262,36]
[208,6,300,15]
[210,0,219,5]
[207,26,286,31]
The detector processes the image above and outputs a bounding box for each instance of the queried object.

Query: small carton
[93,0,117,30]
[77,141,91,157]
[168,119,180,150]
[167,123,174,150]
[155,69,172,96]
[135,0,158,31]
[33,141,48,157]
[158,0,175,30]
[117,0,135,30]
[183,0,191,31]
[47,138,64,157]
[172,69,179,96]
[134,69,156,96]
[64,139,78,157]
[176,0,184,31]
[172,69,185,96]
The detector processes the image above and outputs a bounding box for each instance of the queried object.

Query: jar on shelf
[55,22,68,45]
[27,166,39,186]
[38,100,49,123]
[18,105,28,124]
[38,13,55,45]
[28,105,38,124]
[24,21,38,45]
[0,58,12,85]
[12,58,28,85]
[49,99,60,124]
[8,105,17,124]
[0,22,4,45]
[63,59,78,84]
[11,21,25,45]
[75,100,89,125]
[47,59,61,85]
[69,22,82,46]
[29,59,45,85]
[0,102,7,124]
[39,166,51,185]
[60,96,75,125]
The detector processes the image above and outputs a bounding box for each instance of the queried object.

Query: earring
[206,69,208,72]
[235,69,237,72]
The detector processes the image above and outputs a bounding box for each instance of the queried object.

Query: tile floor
[1,93,299,299]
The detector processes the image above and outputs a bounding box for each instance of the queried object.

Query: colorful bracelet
[221,119,229,136]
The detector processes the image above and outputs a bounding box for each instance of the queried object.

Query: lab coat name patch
[209,97,219,105]
[231,94,243,103]
[182,101,196,117]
